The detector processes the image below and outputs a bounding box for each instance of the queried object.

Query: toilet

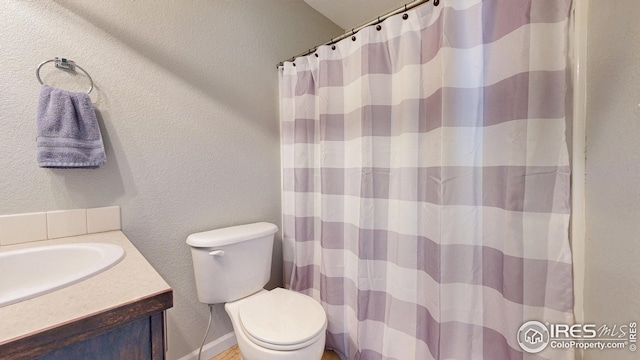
[187,222,327,360]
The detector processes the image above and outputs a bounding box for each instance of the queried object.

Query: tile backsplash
[0,212,47,246]
[46,209,88,240]
[0,206,121,246]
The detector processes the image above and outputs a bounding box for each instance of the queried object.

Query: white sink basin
[0,243,125,308]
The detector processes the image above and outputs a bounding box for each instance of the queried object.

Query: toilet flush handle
[208,250,225,257]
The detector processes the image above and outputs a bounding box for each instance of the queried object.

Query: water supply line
[198,304,215,360]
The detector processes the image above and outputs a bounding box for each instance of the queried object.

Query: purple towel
[36,84,106,168]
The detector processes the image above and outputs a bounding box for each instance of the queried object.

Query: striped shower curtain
[279,0,573,359]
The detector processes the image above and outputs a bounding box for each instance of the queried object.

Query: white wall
[0,1,341,358]
[585,1,640,359]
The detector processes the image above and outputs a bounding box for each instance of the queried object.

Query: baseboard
[176,332,237,360]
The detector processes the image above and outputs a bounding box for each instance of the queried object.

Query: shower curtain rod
[277,0,433,68]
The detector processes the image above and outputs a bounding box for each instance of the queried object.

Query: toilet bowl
[225,288,326,360]
[186,222,327,360]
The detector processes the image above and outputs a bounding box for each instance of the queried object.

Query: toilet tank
[187,222,278,304]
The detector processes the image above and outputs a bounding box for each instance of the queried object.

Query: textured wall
[585,1,640,359]
[0,1,341,358]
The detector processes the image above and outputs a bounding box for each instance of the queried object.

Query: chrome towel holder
[36,57,94,94]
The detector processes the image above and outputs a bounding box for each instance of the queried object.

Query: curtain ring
[434,0,440,6]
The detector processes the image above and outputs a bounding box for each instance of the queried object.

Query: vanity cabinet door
[36,312,165,360]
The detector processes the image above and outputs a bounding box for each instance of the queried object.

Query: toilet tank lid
[186,222,278,248]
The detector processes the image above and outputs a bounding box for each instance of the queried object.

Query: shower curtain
[279,0,573,359]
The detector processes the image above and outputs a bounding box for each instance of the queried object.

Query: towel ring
[36,57,94,94]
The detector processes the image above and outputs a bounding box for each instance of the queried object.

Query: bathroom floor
[212,345,341,360]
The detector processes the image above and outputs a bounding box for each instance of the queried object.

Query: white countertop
[0,231,171,346]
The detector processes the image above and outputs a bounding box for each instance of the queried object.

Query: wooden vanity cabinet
[1,290,172,360]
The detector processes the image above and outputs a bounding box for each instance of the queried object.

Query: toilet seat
[238,288,327,351]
